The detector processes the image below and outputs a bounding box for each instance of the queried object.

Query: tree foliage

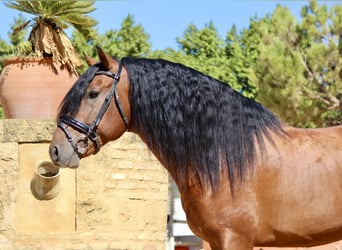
[0,14,31,70]
[251,2,341,127]
[151,22,257,98]
[1,1,341,126]
[152,1,341,127]
[100,14,151,58]
[72,14,151,74]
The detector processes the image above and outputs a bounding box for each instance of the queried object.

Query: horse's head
[49,47,130,168]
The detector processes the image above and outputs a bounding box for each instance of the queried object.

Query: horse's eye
[87,90,99,99]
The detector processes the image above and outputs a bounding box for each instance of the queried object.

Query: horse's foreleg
[208,229,254,250]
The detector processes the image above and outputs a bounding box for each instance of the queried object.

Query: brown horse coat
[50,47,342,250]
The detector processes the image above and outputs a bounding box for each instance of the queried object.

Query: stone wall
[0,119,168,250]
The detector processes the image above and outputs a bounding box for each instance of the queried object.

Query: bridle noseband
[58,61,129,155]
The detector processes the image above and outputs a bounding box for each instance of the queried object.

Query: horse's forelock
[58,64,101,118]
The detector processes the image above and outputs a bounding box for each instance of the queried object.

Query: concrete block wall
[0,119,168,250]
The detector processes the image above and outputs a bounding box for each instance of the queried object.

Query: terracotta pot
[0,57,78,119]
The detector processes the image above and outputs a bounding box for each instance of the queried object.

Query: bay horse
[49,47,342,250]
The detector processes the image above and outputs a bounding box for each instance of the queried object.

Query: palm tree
[5,1,98,73]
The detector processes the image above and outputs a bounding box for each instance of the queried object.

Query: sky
[0,1,340,51]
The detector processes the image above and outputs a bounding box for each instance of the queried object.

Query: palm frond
[40,1,74,16]
[5,1,39,15]
[72,23,98,40]
[12,20,31,36]
[60,13,98,26]
[63,1,96,12]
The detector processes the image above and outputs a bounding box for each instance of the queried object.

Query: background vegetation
[0,0,341,127]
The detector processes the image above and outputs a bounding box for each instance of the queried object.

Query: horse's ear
[96,46,116,71]
[83,52,98,66]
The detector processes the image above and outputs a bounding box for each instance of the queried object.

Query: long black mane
[122,58,285,190]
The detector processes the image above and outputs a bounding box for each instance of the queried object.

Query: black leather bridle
[58,61,129,155]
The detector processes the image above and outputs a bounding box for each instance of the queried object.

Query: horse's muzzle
[49,129,81,168]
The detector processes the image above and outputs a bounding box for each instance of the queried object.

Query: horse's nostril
[53,146,59,156]
[50,145,59,162]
